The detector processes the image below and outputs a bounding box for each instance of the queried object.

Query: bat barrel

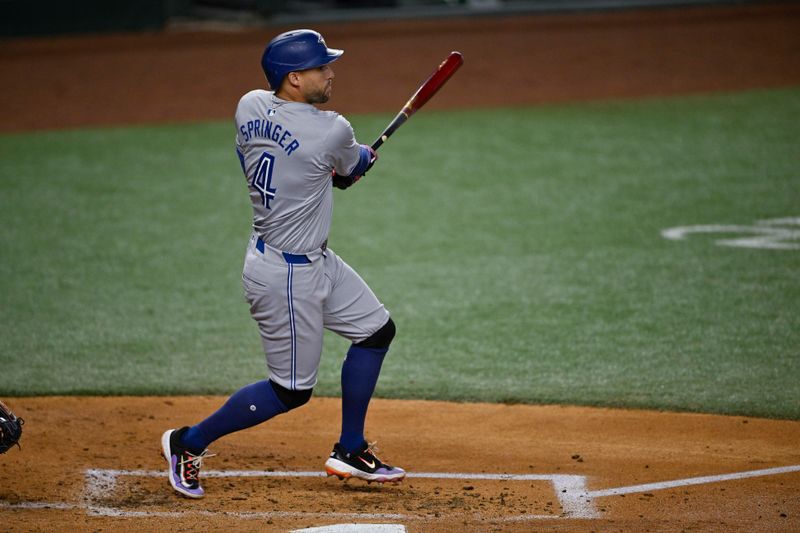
[371,51,463,151]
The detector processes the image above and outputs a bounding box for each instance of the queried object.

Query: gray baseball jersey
[235,90,390,391]
[236,89,360,254]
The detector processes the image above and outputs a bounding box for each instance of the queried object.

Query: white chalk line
[0,501,79,511]
[83,506,563,522]
[0,500,412,522]
[87,506,411,521]
[84,468,575,480]
[80,468,588,520]
[4,465,799,521]
[588,464,800,498]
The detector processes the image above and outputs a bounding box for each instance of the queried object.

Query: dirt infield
[1,2,800,531]
[1,397,799,532]
[1,2,799,132]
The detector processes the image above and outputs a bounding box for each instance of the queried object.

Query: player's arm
[328,116,378,190]
[332,144,377,190]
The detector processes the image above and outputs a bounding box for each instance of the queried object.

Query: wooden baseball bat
[371,51,464,151]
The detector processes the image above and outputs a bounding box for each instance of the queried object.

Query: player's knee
[356,318,396,350]
[269,380,313,410]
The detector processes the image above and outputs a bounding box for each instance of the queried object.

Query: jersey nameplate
[240,118,300,156]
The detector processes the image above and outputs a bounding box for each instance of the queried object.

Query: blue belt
[256,238,312,264]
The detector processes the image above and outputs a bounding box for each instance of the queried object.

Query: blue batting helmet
[261,29,343,90]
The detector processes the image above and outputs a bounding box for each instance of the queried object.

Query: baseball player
[161,29,405,499]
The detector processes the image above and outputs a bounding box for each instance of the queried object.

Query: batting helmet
[261,29,343,91]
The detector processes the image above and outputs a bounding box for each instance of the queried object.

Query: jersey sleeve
[326,115,361,177]
[233,90,263,178]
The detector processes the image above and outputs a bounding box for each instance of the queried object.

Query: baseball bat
[371,51,464,151]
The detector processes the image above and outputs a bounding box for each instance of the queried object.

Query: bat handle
[371,109,411,151]
[371,134,388,151]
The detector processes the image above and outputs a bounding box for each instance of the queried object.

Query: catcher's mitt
[0,399,24,454]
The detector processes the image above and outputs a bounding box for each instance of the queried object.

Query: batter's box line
[70,464,800,522]
[586,464,800,498]
[82,468,597,520]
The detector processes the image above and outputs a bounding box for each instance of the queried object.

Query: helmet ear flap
[261,29,343,91]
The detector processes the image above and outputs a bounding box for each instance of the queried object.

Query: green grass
[1,88,799,419]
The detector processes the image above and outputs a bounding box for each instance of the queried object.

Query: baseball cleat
[161,427,214,499]
[324,441,406,483]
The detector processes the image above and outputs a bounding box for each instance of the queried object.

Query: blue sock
[181,380,288,451]
[339,344,387,453]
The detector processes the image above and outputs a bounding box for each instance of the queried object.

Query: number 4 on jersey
[252,151,277,209]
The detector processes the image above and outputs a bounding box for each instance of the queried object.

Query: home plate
[291,525,406,533]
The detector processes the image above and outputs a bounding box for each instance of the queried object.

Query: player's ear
[286,71,301,88]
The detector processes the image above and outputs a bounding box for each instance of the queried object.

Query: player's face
[298,64,334,104]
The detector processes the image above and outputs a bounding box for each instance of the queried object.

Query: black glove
[0,399,23,454]
[332,144,378,190]
[332,171,359,190]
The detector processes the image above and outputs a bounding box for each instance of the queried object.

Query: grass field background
[1,88,798,419]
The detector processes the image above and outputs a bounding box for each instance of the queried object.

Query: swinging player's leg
[201,237,324,437]
[162,237,322,498]
[321,248,405,483]
[162,378,309,498]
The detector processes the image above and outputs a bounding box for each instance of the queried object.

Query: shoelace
[364,441,384,464]
[178,449,216,481]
